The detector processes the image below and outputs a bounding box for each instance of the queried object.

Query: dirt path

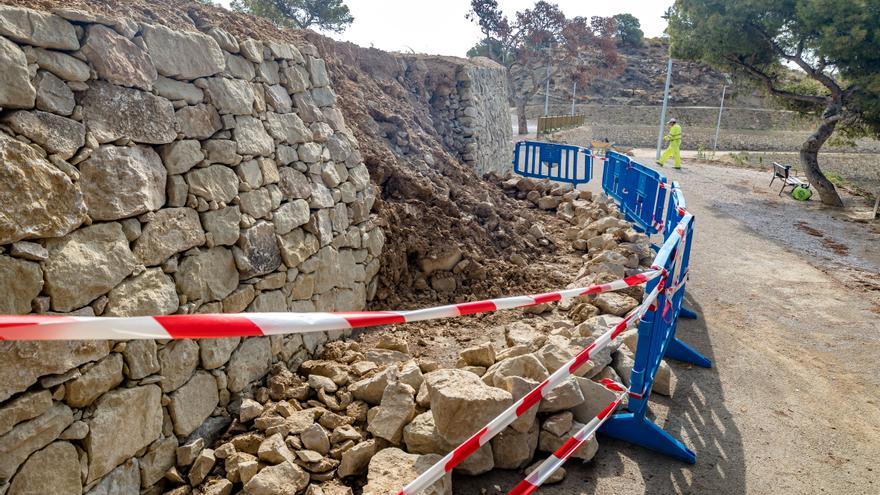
[452,154,880,494]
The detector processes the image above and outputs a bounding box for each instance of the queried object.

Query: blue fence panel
[510,141,710,464]
[619,163,667,236]
[603,151,629,202]
[512,141,592,186]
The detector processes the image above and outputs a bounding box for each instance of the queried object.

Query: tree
[667,0,880,206]
[231,0,354,33]
[467,0,621,135]
[612,13,644,47]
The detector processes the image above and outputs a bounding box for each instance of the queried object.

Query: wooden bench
[770,162,809,196]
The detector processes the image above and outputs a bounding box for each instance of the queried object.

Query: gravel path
[455,151,880,494]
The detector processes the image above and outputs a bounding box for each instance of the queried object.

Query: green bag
[791,185,812,201]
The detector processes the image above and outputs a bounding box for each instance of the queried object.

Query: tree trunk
[517,99,529,135]
[799,103,844,207]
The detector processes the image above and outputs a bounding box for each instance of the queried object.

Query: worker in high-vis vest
[657,118,682,169]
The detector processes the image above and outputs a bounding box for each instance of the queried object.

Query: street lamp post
[713,84,728,154]
[656,57,673,160]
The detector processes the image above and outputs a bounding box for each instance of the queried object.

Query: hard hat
[667,118,677,124]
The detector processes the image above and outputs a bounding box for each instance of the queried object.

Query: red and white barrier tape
[396,278,666,495]
[508,379,628,495]
[0,271,661,341]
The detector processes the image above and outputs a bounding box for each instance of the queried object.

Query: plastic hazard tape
[508,379,628,495]
[396,278,665,495]
[0,271,661,341]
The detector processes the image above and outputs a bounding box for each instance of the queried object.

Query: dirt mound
[301,34,563,307]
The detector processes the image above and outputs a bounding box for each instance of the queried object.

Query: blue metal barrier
[602,151,628,202]
[512,141,592,186]
[511,142,711,464]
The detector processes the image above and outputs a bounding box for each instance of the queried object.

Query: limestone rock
[159,140,204,175]
[264,112,311,144]
[594,292,640,316]
[201,77,255,115]
[188,448,215,485]
[362,448,451,495]
[139,436,177,488]
[243,460,309,495]
[1,110,85,159]
[0,403,73,480]
[425,369,513,444]
[85,385,163,482]
[64,353,123,408]
[491,422,539,469]
[0,390,52,436]
[538,421,598,461]
[81,24,156,90]
[103,268,178,316]
[0,5,78,49]
[154,76,203,104]
[169,371,219,437]
[525,459,565,484]
[199,337,241,370]
[234,221,282,278]
[234,116,274,156]
[0,35,35,108]
[273,199,310,235]
[0,134,85,244]
[538,377,585,413]
[0,255,43,315]
[337,439,377,478]
[176,247,238,303]
[301,424,330,455]
[80,145,166,221]
[43,222,137,312]
[158,339,200,392]
[175,103,223,139]
[34,70,74,115]
[0,341,110,403]
[84,458,139,495]
[134,208,206,266]
[186,165,238,203]
[201,206,241,247]
[227,337,271,393]
[571,376,620,425]
[367,382,415,445]
[122,340,159,380]
[278,228,319,268]
[460,342,495,367]
[141,24,224,80]
[24,46,89,82]
[80,81,176,145]
[8,441,81,495]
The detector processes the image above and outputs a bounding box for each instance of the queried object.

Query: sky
[214,0,673,57]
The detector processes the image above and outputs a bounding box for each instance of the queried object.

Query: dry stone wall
[0,4,383,493]
[415,55,512,176]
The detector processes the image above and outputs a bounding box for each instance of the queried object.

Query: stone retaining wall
[0,4,383,493]
[410,55,512,176]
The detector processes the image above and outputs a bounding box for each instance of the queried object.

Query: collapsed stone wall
[0,3,383,493]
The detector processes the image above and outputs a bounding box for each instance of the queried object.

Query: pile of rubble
[160,176,676,495]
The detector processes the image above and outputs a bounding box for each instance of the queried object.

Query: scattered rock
[362,448,451,495]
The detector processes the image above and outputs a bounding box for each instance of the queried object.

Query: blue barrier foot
[666,337,712,368]
[599,412,696,464]
[680,306,698,319]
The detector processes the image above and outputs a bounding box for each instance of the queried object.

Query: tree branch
[725,56,827,105]
[750,25,842,96]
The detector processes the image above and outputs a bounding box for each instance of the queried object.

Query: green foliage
[611,13,643,47]
[231,0,354,33]
[667,0,880,138]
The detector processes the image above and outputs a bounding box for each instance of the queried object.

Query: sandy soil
[427,153,880,494]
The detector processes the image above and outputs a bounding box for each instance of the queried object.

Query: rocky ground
[147,176,673,495]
